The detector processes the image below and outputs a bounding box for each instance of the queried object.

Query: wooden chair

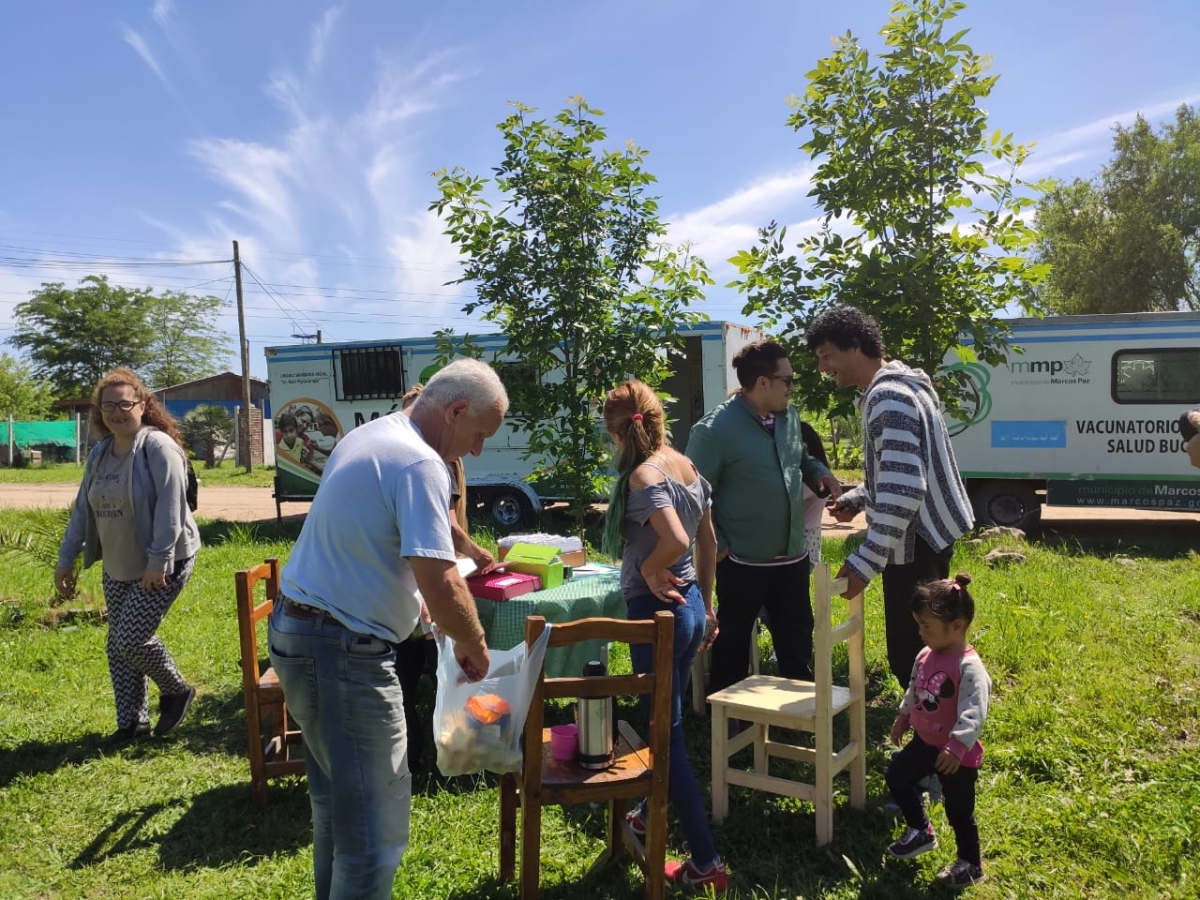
[707,563,866,845]
[235,557,305,807]
[499,612,674,900]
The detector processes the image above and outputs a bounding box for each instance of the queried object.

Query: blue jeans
[627,583,718,865]
[269,601,411,900]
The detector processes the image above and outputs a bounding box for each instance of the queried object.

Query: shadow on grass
[0,689,251,788]
[66,781,312,872]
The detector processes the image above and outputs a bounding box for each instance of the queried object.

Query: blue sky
[2,0,1198,380]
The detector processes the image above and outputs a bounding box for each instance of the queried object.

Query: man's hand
[467,546,497,577]
[454,635,490,683]
[835,563,868,600]
[817,474,842,500]
[934,748,961,775]
[826,498,859,523]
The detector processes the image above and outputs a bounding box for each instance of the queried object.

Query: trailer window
[1112,348,1200,404]
[335,347,404,401]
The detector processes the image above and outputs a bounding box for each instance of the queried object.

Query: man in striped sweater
[806,308,974,688]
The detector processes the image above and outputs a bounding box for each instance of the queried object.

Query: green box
[502,542,564,589]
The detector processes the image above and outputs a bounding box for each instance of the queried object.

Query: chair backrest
[521,613,674,779]
[235,557,281,691]
[811,562,865,717]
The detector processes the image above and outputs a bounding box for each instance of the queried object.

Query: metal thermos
[577,659,613,769]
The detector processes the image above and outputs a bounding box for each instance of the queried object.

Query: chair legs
[499,774,518,883]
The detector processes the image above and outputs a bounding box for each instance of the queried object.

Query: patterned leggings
[103,556,194,728]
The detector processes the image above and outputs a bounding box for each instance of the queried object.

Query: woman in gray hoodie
[55,367,202,747]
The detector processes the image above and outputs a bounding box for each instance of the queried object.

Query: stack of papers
[497,533,584,553]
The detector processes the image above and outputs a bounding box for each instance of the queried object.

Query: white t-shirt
[280,413,456,642]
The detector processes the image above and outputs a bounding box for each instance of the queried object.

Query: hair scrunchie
[631,413,643,422]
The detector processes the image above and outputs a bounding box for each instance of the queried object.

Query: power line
[0,244,230,268]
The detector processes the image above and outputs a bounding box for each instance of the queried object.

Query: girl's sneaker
[624,806,647,840]
[664,857,727,893]
[887,823,938,859]
[936,859,986,888]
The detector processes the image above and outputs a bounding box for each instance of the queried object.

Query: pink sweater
[896,645,991,767]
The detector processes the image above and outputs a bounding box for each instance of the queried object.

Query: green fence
[0,420,77,449]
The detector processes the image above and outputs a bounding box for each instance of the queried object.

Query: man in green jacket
[687,340,841,692]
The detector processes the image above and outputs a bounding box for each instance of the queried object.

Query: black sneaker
[937,859,986,888]
[887,824,938,859]
[101,723,151,747]
[155,685,196,736]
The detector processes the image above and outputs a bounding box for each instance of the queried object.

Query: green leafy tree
[143,290,231,388]
[9,276,156,397]
[729,0,1048,417]
[1035,104,1200,314]
[0,353,58,419]
[181,404,234,468]
[9,276,230,397]
[432,98,711,530]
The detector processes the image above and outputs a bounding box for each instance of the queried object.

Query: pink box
[466,571,542,601]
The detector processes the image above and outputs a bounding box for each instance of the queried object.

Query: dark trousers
[886,737,981,865]
[709,556,812,694]
[394,635,437,772]
[881,536,954,688]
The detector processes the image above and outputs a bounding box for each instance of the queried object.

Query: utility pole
[234,240,252,473]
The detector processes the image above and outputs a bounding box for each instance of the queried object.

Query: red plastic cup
[549,723,579,761]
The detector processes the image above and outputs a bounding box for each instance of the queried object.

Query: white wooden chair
[706,563,866,845]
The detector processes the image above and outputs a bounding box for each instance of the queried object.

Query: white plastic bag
[432,625,551,776]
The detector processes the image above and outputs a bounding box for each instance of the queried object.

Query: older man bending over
[269,358,507,900]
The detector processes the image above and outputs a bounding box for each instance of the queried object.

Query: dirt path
[0,483,290,523]
[2,482,1197,531]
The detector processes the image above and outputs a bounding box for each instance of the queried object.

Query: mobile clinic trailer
[265,320,764,524]
[946,310,1200,529]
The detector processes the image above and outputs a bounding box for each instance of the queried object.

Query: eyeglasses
[99,400,143,413]
[770,375,796,389]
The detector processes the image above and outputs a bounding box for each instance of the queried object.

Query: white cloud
[386,210,466,302]
[666,164,819,271]
[1028,91,1200,178]
[309,5,344,70]
[121,26,168,87]
[152,0,174,33]
[189,138,299,242]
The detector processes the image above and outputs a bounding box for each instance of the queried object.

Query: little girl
[885,573,991,888]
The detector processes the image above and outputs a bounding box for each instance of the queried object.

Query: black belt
[280,595,346,628]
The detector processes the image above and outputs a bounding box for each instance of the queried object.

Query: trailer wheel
[487,488,535,528]
[969,480,1041,531]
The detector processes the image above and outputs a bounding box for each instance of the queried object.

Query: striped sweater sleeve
[845,385,926,582]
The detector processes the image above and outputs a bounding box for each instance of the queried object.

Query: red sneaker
[664,857,727,893]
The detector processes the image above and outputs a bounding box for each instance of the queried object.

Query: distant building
[154,372,271,420]
[55,372,272,465]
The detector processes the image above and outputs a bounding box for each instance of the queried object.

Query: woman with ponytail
[602,380,726,892]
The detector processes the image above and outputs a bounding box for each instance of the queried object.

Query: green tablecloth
[473,573,624,678]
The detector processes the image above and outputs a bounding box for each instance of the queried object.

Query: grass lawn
[0,509,1196,899]
[0,460,277,489]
